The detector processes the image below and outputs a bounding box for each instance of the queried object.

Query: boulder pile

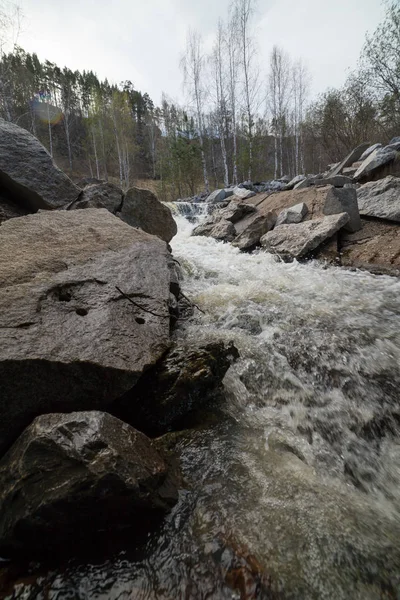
[0,120,239,559]
[192,138,400,275]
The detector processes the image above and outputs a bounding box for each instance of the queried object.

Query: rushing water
[4,206,400,599]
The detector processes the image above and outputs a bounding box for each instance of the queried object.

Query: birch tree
[210,20,229,187]
[227,11,239,184]
[181,30,210,193]
[234,0,259,181]
[292,59,309,173]
[268,46,291,178]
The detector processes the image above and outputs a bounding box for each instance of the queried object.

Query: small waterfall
[165,201,226,221]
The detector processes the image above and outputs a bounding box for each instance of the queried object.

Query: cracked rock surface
[0,209,176,455]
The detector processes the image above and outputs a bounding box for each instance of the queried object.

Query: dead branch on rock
[179,291,205,314]
[115,286,168,318]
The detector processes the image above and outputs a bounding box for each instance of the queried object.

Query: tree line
[0,0,399,200]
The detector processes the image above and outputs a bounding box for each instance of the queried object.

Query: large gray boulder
[117,187,177,243]
[69,181,123,213]
[275,202,308,227]
[357,176,400,222]
[323,186,361,232]
[0,118,80,211]
[232,211,277,250]
[0,411,178,556]
[354,143,400,182]
[261,213,350,259]
[0,209,176,455]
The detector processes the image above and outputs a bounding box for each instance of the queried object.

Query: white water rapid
[8,206,400,600]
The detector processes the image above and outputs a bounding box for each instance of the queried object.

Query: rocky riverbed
[1,120,400,599]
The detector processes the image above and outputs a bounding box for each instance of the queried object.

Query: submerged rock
[357,176,400,222]
[0,411,178,557]
[261,213,350,259]
[114,340,239,436]
[0,118,80,212]
[0,209,175,455]
[117,186,177,242]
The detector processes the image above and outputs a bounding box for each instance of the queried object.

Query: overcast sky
[18,0,385,106]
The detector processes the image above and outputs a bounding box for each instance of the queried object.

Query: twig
[115,287,168,318]
[179,291,205,314]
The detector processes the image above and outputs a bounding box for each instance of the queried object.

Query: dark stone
[0,411,179,558]
[113,341,239,436]
[0,118,80,211]
[69,182,123,213]
[117,187,177,243]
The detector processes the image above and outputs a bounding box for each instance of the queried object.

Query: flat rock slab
[0,118,80,211]
[357,176,400,222]
[0,209,174,455]
[0,411,178,557]
[327,142,371,178]
[261,213,350,259]
[340,218,400,276]
[117,187,177,243]
[354,144,400,182]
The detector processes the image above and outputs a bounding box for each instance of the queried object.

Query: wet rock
[326,142,371,178]
[261,213,350,259]
[210,219,236,242]
[192,217,216,237]
[232,186,256,200]
[0,411,178,557]
[323,186,361,232]
[207,189,226,203]
[275,202,308,226]
[357,176,400,222]
[232,211,277,250]
[69,181,123,213]
[218,202,256,223]
[0,118,80,211]
[0,209,175,455]
[316,175,353,187]
[113,341,239,436]
[117,186,177,242]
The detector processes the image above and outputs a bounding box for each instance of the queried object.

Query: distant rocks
[232,186,256,200]
[0,209,177,455]
[0,411,178,557]
[0,118,80,213]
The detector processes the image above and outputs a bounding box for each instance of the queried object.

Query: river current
[5,205,400,599]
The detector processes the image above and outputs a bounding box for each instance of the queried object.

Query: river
[5,205,400,599]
